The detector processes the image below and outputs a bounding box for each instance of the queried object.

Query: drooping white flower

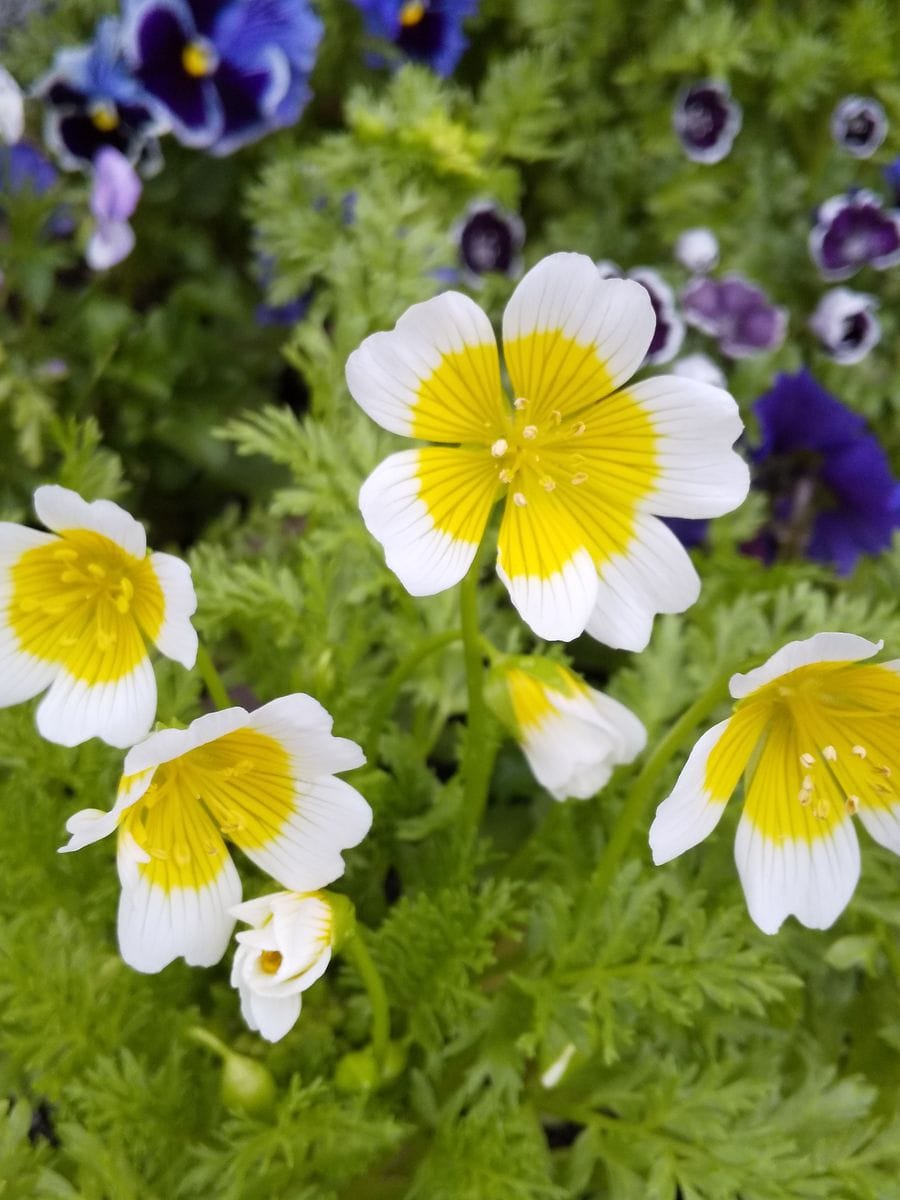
[487,657,646,801]
[675,228,719,274]
[231,890,342,1042]
[60,695,371,973]
[0,485,197,748]
[0,66,24,145]
[650,633,900,934]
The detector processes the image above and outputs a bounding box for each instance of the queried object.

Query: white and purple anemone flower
[809,191,900,281]
[452,200,524,285]
[674,228,719,274]
[830,96,888,159]
[86,146,141,270]
[673,80,742,165]
[681,275,787,359]
[808,288,881,365]
[628,268,685,365]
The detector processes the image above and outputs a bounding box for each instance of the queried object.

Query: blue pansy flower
[35,17,165,171]
[749,369,900,575]
[352,0,478,77]
[123,0,323,156]
[0,141,76,236]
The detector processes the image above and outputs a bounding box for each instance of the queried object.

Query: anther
[87,562,106,579]
[814,799,830,820]
[491,438,508,457]
[514,397,528,410]
[572,422,586,436]
[513,492,528,507]
[799,753,815,768]
[571,473,588,486]
[802,774,814,792]
[539,477,556,493]
[845,795,860,815]
[822,745,837,761]
[798,790,812,806]
[550,410,562,426]
[852,745,867,758]
[876,764,892,777]
[522,425,538,440]
[498,468,514,484]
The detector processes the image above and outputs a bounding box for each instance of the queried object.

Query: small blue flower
[830,96,887,159]
[0,141,58,196]
[35,17,164,171]
[352,0,478,76]
[452,200,524,285]
[123,0,323,155]
[673,81,742,164]
[749,369,900,575]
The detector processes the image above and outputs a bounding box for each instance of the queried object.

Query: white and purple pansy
[628,268,685,365]
[808,288,881,365]
[452,200,524,285]
[681,275,787,359]
[809,191,900,281]
[351,0,479,78]
[123,0,323,156]
[673,80,742,164]
[830,96,888,159]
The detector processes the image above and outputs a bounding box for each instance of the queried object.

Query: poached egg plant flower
[230,890,345,1043]
[649,633,900,934]
[347,252,749,649]
[486,657,646,800]
[0,485,197,748]
[61,695,371,973]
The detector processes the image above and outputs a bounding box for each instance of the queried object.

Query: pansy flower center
[181,38,219,78]
[89,100,119,132]
[488,400,589,504]
[399,0,427,26]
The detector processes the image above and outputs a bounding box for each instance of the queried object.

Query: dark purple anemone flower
[673,80,742,164]
[628,267,684,364]
[808,288,880,365]
[452,200,524,285]
[682,275,786,359]
[809,190,900,281]
[748,369,900,575]
[830,96,887,159]
[351,0,478,77]
[35,17,164,171]
[123,0,323,155]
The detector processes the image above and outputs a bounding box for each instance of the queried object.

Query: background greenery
[2,1,900,1196]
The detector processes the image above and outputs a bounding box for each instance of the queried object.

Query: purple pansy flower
[682,274,787,359]
[452,200,524,285]
[628,267,685,364]
[123,0,323,156]
[809,190,900,281]
[830,96,887,159]
[35,17,164,171]
[749,369,900,575]
[0,141,75,236]
[352,0,478,77]
[808,288,880,365]
[673,80,742,164]
[86,145,141,270]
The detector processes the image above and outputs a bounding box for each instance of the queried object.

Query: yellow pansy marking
[259,950,283,975]
[90,101,119,131]
[119,728,296,894]
[9,530,164,683]
[182,39,218,78]
[503,330,615,425]
[710,659,900,843]
[410,342,506,443]
[414,447,500,544]
[399,0,426,25]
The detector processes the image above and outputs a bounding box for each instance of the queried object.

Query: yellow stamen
[799,752,815,768]
[571,473,588,486]
[513,492,528,507]
[90,101,118,132]
[852,745,867,758]
[845,795,860,815]
[823,745,837,761]
[182,39,217,78]
[399,0,426,26]
[522,425,538,440]
[259,950,283,975]
[513,397,528,410]
[491,438,508,457]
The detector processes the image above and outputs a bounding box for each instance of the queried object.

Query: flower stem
[196,642,231,711]
[459,556,495,840]
[365,629,463,762]
[345,929,391,1072]
[590,664,738,898]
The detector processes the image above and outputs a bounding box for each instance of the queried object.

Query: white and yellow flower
[0,485,197,748]
[487,658,646,801]
[60,694,371,973]
[649,633,900,934]
[346,252,749,649]
[230,890,341,1043]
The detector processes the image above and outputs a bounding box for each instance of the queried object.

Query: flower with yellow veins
[649,633,900,933]
[486,657,646,800]
[346,252,749,649]
[60,695,371,973]
[0,485,197,748]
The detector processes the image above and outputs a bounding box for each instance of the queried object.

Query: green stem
[365,629,462,762]
[590,663,740,898]
[459,557,494,840]
[345,930,390,1072]
[196,642,231,711]
[186,1025,229,1060]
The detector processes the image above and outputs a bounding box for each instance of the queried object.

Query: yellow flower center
[488,400,590,507]
[9,530,164,681]
[259,950,283,975]
[90,101,119,132]
[181,39,218,78]
[399,0,426,26]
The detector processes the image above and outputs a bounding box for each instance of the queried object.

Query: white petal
[0,521,56,561]
[86,221,136,271]
[230,893,281,926]
[0,66,24,144]
[625,376,750,518]
[0,622,58,707]
[35,659,157,749]
[117,848,242,973]
[238,776,372,892]
[122,707,250,776]
[148,551,198,668]
[246,990,303,1042]
[585,513,700,652]
[345,290,500,438]
[34,485,147,558]
[730,633,883,699]
[496,547,598,644]
[502,254,655,398]
[61,767,156,853]
[649,719,737,864]
[857,803,900,855]
[248,694,365,775]
[734,812,860,934]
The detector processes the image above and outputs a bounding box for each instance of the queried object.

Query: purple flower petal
[91,146,141,222]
